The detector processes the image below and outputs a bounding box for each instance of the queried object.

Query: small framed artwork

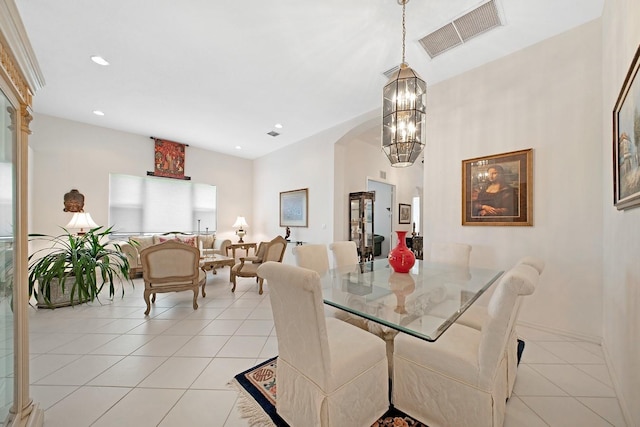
[280,188,308,227]
[462,149,533,226]
[399,203,411,224]
[613,44,640,210]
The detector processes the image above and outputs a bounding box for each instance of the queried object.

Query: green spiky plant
[28,225,132,308]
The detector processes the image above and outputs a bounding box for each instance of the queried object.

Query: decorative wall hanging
[462,149,533,226]
[279,188,308,227]
[399,203,411,224]
[147,137,191,180]
[63,189,84,212]
[613,44,640,210]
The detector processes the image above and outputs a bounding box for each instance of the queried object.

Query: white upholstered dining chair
[456,256,545,398]
[292,244,330,275]
[140,240,205,316]
[257,262,389,427]
[392,263,540,427]
[429,241,472,267]
[328,241,359,268]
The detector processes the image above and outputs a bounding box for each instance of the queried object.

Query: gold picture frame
[462,149,533,226]
[279,188,308,227]
[613,44,640,210]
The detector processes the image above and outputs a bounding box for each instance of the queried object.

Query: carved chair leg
[231,273,237,292]
[258,278,264,295]
[192,289,198,310]
[151,293,156,303]
[144,289,152,316]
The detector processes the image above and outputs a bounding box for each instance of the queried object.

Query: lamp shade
[65,212,98,230]
[232,216,248,228]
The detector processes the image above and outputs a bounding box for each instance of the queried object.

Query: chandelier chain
[401,0,406,64]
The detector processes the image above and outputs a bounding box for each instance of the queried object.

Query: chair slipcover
[328,241,359,268]
[257,262,389,427]
[456,256,545,398]
[393,263,540,427]
[140,240,205,316]
[429,241,472,267]
[293,244,330,275]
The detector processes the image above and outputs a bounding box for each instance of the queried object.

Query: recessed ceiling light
[235,146,242,150]
[93,110,105,116]
[90,56,109,66]
[274,123,283,129]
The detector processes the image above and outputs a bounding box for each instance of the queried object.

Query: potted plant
[28,225,132,308]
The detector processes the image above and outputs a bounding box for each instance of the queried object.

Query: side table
[226,242,257,259]
[199,254,236,297]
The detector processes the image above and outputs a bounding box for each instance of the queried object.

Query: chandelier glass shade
[382,0,426,168]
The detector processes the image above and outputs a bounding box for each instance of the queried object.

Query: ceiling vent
[419,0,502,59]
[382,65,400,79]
[267,131,280,137]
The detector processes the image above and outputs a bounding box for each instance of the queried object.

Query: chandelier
[382,0,426,167]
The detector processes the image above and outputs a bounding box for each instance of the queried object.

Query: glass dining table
[319,259,503,342]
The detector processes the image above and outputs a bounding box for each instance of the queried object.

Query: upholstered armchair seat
[140,240,206,316]
[231,235,287,294]
[118,234,230,277]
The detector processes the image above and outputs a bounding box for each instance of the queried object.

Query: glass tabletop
[319,259,503,342]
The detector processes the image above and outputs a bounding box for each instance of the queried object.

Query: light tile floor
[28,272,627,426]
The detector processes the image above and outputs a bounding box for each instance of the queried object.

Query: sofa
[119,233,231,277]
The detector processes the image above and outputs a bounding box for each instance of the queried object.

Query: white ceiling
[15,0,603,159]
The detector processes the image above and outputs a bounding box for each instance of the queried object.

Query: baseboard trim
[517,320,602,344]
[601,337,634,427]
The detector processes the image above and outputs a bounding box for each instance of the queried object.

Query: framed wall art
[613,44,640,210]
[280,188,308,227]
[399,203,411,224]
[462,149,533,226]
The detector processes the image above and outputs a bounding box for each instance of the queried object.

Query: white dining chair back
[292,244,330,275]
[257,262,389,427]
[430,242,472,267]
[328,241,359,268]
[456,256,545,398]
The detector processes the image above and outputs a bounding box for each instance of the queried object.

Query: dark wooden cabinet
[349,192,375,262]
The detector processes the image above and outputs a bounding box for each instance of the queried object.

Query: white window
[109,174,216,234]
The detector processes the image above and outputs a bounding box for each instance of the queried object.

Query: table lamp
[65,212,98,235]
[232,216,248,243]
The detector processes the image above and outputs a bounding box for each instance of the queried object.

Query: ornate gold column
[0,1,45,425]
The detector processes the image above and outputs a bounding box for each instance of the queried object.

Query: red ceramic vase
[388,230,416,273]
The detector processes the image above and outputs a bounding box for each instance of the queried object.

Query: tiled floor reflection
[28,273,627,426]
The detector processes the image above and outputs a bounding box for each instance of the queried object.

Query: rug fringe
[228,378,277,427]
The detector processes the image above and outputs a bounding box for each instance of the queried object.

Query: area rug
[229,356,427,427]
[230,340,525,426]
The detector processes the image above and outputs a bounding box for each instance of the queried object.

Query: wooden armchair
[230,235,287,294]
[140,240,205,315]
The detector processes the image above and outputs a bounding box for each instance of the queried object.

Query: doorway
[367,179,394,258]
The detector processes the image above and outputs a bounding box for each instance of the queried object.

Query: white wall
[29,114,253,243]
[602,0,640,424]
[421,20,604,340]
[252,122,337,265]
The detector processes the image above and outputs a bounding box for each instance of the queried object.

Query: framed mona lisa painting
[462,149,533,226]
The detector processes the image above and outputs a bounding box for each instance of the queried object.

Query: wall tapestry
[147,137,191,180]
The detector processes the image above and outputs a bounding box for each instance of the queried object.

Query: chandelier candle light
[382,0,427,167]
[233,216,248,243]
